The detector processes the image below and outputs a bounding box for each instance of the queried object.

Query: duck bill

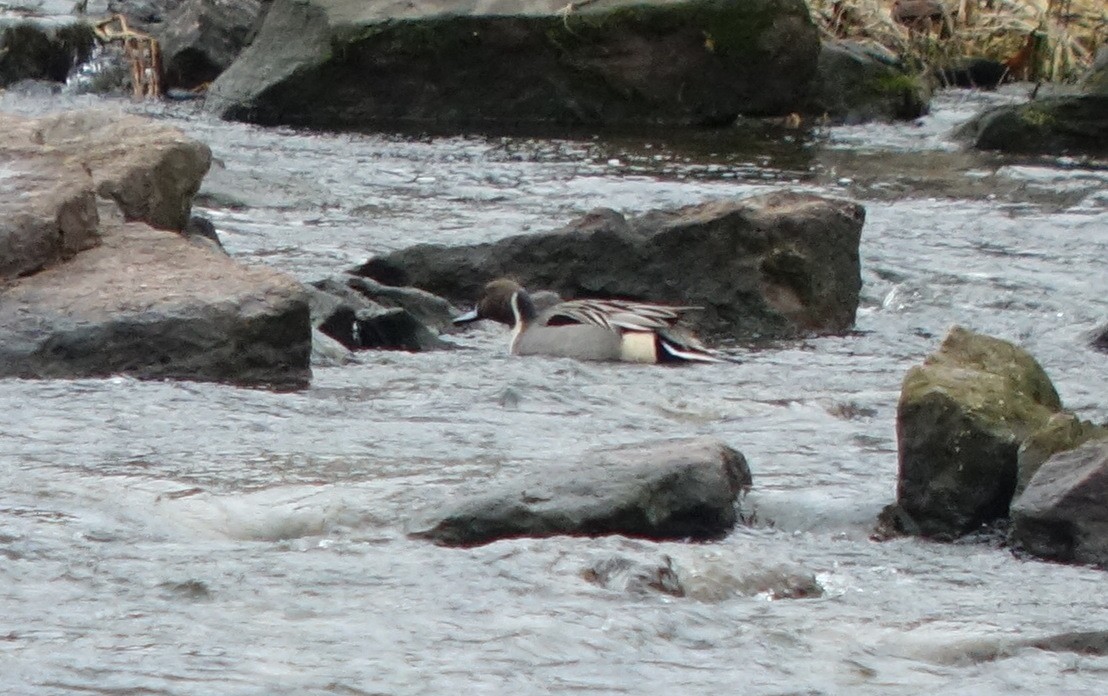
[453,308,481,325]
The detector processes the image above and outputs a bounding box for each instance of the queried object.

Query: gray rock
[308,277,450,352]
[959,95,1108,156]
[883,326,1063,539]
[0,110,311,388]
[204,0,819,130]
[357,192,865,341]
[13,109,213,231]
[806,40,929,124]
[1011,439,1108,566]
[0,16,96,87]
[1016,413,1108,497]
[411,437,751,547]
[157,0,268,90]
[1093,322,1108,353]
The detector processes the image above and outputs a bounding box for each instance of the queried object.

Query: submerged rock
[204,0,819,130]
[357,192,865,341]
[411,437,751,547]
[0,110,311,388]
[885,326,1063,539]
[806,40,929,124]
[1010,439,1108,566]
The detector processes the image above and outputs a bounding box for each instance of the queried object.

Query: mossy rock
[1017,414,1108,496]
[0,20,97,87]
[959,95,1108,156]
[891,326,1063,539]
[206,0,819,130]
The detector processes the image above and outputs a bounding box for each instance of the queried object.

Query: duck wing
[541,299,700,332]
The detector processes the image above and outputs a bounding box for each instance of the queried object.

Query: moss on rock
[891,326,1064,539]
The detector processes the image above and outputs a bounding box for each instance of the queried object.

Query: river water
[2,84,1107,695]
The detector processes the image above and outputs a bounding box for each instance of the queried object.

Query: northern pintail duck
[453,278,724,363]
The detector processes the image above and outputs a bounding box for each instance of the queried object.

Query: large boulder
[204,0,820,130]
[5,110,213,232]
[0,16,96,87]
[157,0,268,90]
[411,437,751,547]
[884,326,1064,539]
[0,110,311,388]
[805,40,929,124]
[357,192,865,341]
[1011,439,1108,566]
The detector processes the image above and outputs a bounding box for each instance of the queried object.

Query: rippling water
[2,86,1107,695]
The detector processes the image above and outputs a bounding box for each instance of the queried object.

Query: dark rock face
[358,192,865,341]
[935,57,1007,89]
[806,40,929,124]
[0,110,311,389]
[411,437,751,547]
[0,19,96,87]
[1016,413,1108,497]
[960,56,1108,155]
[308,276,452,352]
[1011,439,1108,566]
[887,326,1063,539]
[960,95,1108,156]
[204,0,819,130]
[157,0,268,90]
[1093,322,1108,353]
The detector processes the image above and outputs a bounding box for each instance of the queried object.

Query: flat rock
[0,109,311,388]
[205,0,819,130]
[358,192,865,340]
[1011,439,1108,566]
[411,437,751,547]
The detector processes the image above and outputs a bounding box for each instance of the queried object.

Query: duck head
[453,278,537,327]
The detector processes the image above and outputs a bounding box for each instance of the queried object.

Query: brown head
[453,278,538,327]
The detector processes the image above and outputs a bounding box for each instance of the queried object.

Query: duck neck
[509,290,537,327]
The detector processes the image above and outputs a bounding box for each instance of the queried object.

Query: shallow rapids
[2,85,1107,695]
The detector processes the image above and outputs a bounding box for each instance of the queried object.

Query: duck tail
[656,331,737,364]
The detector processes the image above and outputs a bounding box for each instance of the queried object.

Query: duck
[453,278,725,363]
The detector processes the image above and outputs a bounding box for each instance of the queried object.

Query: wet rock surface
[806,40,929,124]
[1011,439,1108,566]
[412,437,751,547]
[960,54,1108,156]
[359,192,864,341]
[0,109,311,388]
[204,0,819,130]
[885,326,1064,539]
[308,276,452,352]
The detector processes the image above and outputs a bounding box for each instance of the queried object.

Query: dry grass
[807,0,1107,82]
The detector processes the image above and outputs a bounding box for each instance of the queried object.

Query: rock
[886,326,1063,539]
[182,214,225,252]
[1017,413,1108,497]
[0,150,100,281]
[307,277,450,352]
[0,17,96,87]
[805,40,929,124]
[310,327,355,367]
[1010,439,1108,566]
[356,192,865,341]
[957,52,1108,155]
[412,437,751,547]
[157,0,268,90]
[6,110,213,231]
[0,110,311,388]
[0,212,312,388]
[959,95,1108,156]
[205,0,819,130]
